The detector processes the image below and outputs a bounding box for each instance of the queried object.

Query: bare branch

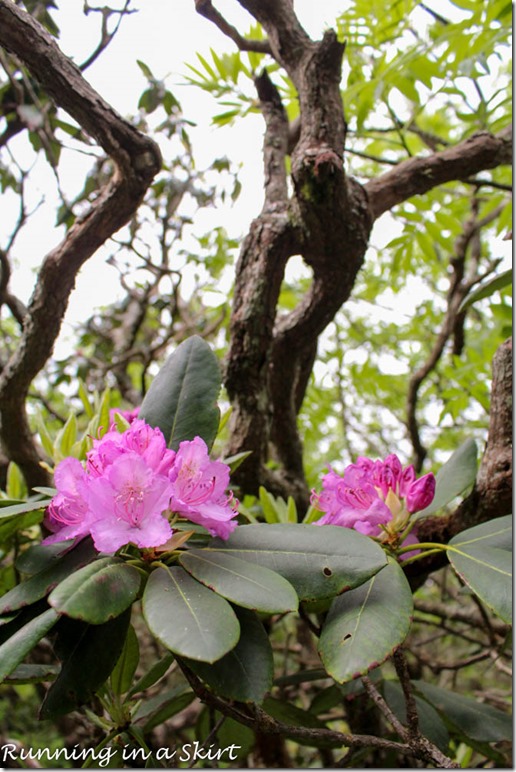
[365,128,512,221]
[194,0,272,53]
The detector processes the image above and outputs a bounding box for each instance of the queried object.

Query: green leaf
[416,438,478,518]
[138,688,196,733]
[183,607,273,703]
[110,624,140,696]
[139,336,221,450]
[39,609,131,718]
[5,663,60,684]
[179,549,298,613]
[262,696,341,747]
[6,462,26,500]
[459,268,512,312]
[447,515,512,623]
[0,498,51,520]
[0,607,59,682]
[414,681,512,743]
[383,680,450,752]
[142,566,240,663]
[48,558,141,624]
[210,523,387,601]
[128,652,174,697]
[318,560,413,683]
[0,538,98,614]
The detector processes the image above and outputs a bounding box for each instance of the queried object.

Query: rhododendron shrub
[0,336,510,767]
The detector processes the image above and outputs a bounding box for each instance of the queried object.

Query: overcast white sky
[2,1,511,359]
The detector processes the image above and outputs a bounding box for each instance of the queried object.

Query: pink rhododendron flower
[168,437,239,539]
[311,454,435,556]
[88,453,173,552]
[44,421,238,553]
[44,457,92,544]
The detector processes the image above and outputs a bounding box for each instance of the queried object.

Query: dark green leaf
[15,539,77,575]
[48,558,141,623]
[414,681,512,743]
[0,538,98,614]
[383,680,450,752]
[39,609,131,718]
[142,566,240,662]
[110,624,140,695]
[183,607,273,703]
[0,607,59,682]
[416,439,478,518]
[139,336,221,450]
[318,560,413,683]
[210,523,387,601]
[447,515,512,623]
[179,549,298,613]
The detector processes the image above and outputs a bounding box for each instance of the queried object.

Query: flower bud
[406,473,436,513]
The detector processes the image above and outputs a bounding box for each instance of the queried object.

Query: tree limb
[365,127,512,221]
[0,0,161,486]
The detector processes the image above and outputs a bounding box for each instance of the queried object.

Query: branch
[194,0,272,53]
[365,128,512,220]
[0,0,161,486]
[407,337,512,581]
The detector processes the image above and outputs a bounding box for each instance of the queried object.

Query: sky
[2,1,511,360]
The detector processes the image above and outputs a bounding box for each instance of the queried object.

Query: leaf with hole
[209,523,387,601]
[318,559,413,683]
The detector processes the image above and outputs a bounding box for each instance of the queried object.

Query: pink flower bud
[406,473,436,513]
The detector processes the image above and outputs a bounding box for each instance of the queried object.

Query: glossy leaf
[318,560,413,683]
[416,439,477,518]
[210,523,387,601]
[142,566,240,662]
[447,515,512,623]
[179,549,298,613]
[139,689,196,733]
[0,607,59,682]
[39,609,131,718]
[0,538,98,614]
[139,336,221,450]
[48,558,141,624]
[414,681,512,743]
[184,607,273,703]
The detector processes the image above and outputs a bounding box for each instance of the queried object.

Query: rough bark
[0,0,161,486]
[200,0,512,511]
[407,337,513,581]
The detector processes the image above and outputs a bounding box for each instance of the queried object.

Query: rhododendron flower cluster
[44,419,238,553]
[311,454,435,551]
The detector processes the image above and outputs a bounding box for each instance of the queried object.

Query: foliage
[0,0,512,767]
